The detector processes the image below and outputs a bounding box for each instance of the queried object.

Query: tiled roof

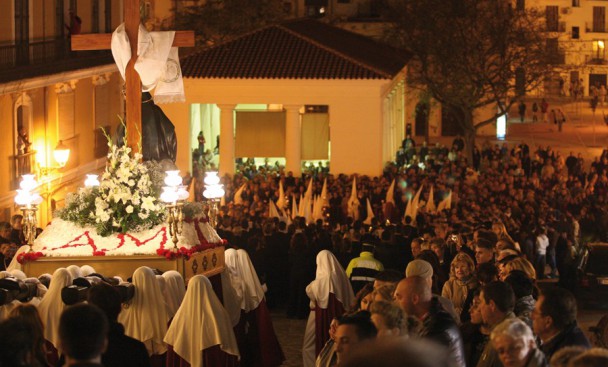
[181,19,410,80]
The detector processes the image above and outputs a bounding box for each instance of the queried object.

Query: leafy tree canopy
[381,0,553,138]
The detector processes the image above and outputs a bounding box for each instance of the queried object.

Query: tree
[174,0,286,47]
[381,0,553,160]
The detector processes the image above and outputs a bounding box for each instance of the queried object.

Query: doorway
[415,102,428,138]
[589,73,607,95]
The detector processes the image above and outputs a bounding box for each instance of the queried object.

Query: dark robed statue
[117,92,178,162]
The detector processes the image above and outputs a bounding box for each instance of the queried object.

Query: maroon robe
[314,293,346,356]
[44,340,59,366]
[166,345,238,367]
[236,299,285,367]
[150,353,166,367]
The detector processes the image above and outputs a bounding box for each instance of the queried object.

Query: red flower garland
[21,219,225,263]
[17,251,44,264]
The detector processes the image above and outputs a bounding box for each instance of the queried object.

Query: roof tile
[181,19,410,80]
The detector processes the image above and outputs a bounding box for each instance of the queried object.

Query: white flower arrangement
[57,135,166,237]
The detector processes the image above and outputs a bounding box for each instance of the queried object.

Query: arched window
[14,93,34,182]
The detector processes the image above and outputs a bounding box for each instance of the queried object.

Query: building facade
[528,0,608,98]
[0,1,124,225]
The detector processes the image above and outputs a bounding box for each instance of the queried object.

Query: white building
[161,19,410,177]
[529,0,608,96]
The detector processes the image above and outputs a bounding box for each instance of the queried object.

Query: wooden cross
[71,0,194,153]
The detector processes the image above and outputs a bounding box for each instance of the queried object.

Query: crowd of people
[0,136,607,366]
[210,140,607,305]
[191,139,606,366]
[0,215,26,271]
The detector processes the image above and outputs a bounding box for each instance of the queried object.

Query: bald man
[405,259,459,322]
[394,278,465,367]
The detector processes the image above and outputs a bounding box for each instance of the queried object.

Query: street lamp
[202,171,225,228]
[39,140,71,176]
[53,140,70,168]
[160,171,189,249]
[14,175,43,252]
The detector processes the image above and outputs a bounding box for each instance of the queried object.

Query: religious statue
[17,126,31,155]
[117,92,177,162]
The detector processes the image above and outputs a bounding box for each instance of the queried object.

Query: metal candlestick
[21,205,38,253]
[165,202,183,250]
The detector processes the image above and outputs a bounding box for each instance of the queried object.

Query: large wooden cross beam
[71,0,194,153]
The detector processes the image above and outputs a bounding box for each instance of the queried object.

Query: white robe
[164,275,239,367]
[303,250,354,367]
[118,266,168,356]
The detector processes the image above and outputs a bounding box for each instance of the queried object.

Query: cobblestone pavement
[271,309,307,367]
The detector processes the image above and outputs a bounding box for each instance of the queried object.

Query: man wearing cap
[345,243,384,294]
[404,259,459,322]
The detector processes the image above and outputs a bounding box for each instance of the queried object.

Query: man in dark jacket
[532,287,591,361]
[477,281,517,367]
[88,282,151,367]
[59,304,107,367]
[394,276,465,367]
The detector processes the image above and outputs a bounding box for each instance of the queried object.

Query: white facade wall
[161,77,406,177]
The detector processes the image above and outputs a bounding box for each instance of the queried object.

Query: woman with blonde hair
[500,256,537,280]
[441,252,478,317]
[371,284,396,303]
[370,300,412,338]
[492,222,514,243]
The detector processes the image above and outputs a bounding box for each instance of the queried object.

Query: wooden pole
[71,0,194,156]
[124,0,141,153]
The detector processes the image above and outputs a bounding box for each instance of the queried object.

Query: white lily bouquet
[58,135,166,236]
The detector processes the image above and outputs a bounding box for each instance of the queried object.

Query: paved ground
[504,97,608,159]
[270,109,608,366]
[271,309,307,367]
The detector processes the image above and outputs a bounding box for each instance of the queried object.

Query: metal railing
[585,22,608,33]
[585,53,608,64]
[0,37,113,83]
[0,38,67,67]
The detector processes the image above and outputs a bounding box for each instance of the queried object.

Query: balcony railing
[0,37,113,83]
[584,52,608,65]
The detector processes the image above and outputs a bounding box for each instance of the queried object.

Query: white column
[284,105,302,177]
[218,104,236,177]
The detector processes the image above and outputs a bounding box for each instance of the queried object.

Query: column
[218,104,236,177]
[284,105,302,177]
